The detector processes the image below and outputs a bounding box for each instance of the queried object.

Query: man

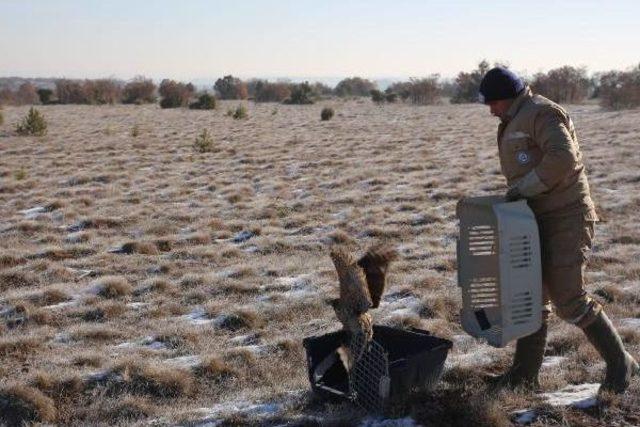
[479,67,638,393]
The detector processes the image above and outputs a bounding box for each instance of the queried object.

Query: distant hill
[0,77,57,90]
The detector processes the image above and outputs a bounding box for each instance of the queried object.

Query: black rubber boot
[582,311,640,394]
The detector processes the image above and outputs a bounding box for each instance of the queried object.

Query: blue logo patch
[516,150,530,165]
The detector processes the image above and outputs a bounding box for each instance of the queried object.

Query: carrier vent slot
[469,277,499,308]
[510,291,533,323]
[509,235,532,268]
[468,225,497,256]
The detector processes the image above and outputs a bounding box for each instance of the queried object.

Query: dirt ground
[0,100,639,426]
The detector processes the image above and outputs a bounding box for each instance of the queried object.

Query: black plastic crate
[303,325,453,413]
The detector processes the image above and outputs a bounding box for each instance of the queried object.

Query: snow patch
[512,409,537,425]
[67,268,97,279]
[65,232,86,243]
[127,302,149,310]
[258,274,317,300]
[541,383,599,408]
[182,307,214,325]
[381,295,422,319]
[20,206,47,219]
[229,333,260,346]
[447,347,495,368]
[43,300,78,310]
[620,318,640,328]
[115,336,168,351]
[191,400,283,426]
[231,344,270,356]
[541,356,567,368]
[164,355,201,369]
[53,332,73,344]
[360,416,418,427]
[232,230,255,243]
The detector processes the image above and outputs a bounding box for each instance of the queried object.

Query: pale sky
[1,0,639,81]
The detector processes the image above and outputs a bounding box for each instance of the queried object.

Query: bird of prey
[357,246,398,308]
[329,245,397,370]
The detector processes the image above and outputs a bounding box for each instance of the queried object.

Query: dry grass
[0,384,57,425]
[0,101,638,424]
[93,275,133,298]
[195,355,239,380]
[108,361,195,398]
[0,335,43,358]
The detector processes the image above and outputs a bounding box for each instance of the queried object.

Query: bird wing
[330,246,371,315]
[357,245,398,308]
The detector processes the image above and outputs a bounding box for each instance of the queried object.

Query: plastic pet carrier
[303,325,452,414]
[456,196,542,348]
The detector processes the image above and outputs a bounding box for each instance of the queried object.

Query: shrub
[122,76,157,104]
[370,89,385,104]
[335,77,376,97]
[83,79,123,104]
[159,79,194,108]
[193,129,215,153]
[232,104,247,119]
[0,88,14,105]
[130,124,140,137]
[407,76,442,105]
[214,75,248,100]
[385,89,398,103]
[284,81,314,104]
[320,107,334,121]
[450,60,491,104]
[311,81,334,97]
[387,81,412,102]
[14,167,26,180]
[37,88,54,104]
[15,83,40,105]
[599,66,640,110]
[55,79,88,104]
[16,107,47,136]
[0,108,3,126]
[189,93,216,110]
[531,66,589,104]
[253,81,291,103]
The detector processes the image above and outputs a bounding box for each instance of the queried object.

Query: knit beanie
[479,67,525,103]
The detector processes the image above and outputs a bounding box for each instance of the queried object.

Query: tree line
[1,62,640,110]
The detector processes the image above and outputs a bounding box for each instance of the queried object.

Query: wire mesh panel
[349,334,390,414]
[457,196,542,347]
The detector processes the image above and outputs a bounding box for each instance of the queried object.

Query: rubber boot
[582,311,640,394]
[490,322,548,390]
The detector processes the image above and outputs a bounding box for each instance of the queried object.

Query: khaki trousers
[538,215,602,328]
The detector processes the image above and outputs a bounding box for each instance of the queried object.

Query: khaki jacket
[497,88,597,219]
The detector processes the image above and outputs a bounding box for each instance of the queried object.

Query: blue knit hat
[479,67,525,103]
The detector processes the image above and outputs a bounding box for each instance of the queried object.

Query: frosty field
[0,100,639,426]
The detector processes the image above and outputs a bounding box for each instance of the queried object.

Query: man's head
[479,67,525,120]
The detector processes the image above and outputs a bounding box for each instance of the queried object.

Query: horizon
[1,0,639,82]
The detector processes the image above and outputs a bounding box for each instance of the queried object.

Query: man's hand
[505,186,523,202]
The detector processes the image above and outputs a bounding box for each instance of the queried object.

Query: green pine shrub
[193,129,215,153]
[16,107,47,136]
[320,107,334,121]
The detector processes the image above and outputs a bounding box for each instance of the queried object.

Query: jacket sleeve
[516,107,579,197]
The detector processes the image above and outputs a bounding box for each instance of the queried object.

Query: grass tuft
[0,384,57,425]
[94,276,133,298]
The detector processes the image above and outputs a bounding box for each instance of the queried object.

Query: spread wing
[357,245,398,308]
[330,246,371,316]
